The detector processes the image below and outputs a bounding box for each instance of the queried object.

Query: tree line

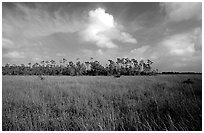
[2,58,158,76]
[162,72,201,75]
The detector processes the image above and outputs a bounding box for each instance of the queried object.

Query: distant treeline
[161,72,202,75]
[2,58,158,76]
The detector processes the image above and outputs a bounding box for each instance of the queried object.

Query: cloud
[81,48,118,65]
[2,38,14,49]
[120,32,138,43]
[162,34,195,56]
[146,27,202,72]
[161,2,202,22]
[81,8,137,48]
[89,8,114,28]
[127,45,151,60]
[193,27,202,51]
[125,27,202,72]
[3,3,81,39]
[81,49,99,58]
[32,57,40,62]
[3,51,25,59]
[130,45,150,54]
[97,49,103,55]
[161,28,201,56]
[56,53,66,57]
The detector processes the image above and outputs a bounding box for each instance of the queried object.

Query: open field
[2,75,202,131]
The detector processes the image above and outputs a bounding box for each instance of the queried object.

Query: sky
[2,2,202,72]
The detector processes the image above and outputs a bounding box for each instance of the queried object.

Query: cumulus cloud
[120,32,138,43]
[161,2,202,22]
[125,27,202,72]
[81,8,137,48]
[160,27,202,57]
[145,27,202,72]
[162,34,195,56]
[127,45,151,60]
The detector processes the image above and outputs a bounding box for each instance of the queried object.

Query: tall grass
[2,75,202,131]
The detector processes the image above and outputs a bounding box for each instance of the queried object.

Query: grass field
[2,75,202,131]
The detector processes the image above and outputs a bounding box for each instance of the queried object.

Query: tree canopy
[2,58,158,76]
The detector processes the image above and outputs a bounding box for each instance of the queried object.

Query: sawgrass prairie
[2,75,202,131]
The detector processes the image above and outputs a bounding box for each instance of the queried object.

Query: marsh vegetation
[2,75,202,131]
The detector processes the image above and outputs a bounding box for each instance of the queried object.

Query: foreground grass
[2,75,202,131]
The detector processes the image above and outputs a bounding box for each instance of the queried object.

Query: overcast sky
[2,2,202,72]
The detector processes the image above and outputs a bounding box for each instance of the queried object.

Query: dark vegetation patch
[182,78,194,84]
